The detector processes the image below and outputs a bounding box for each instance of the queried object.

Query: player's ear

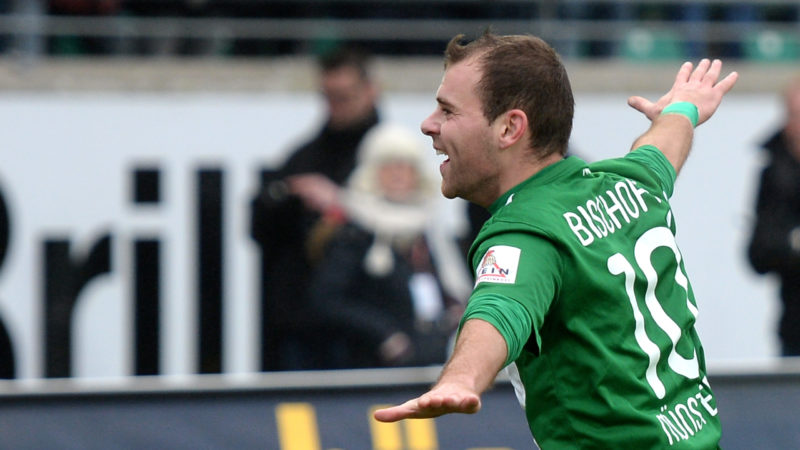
[497,109,528,150]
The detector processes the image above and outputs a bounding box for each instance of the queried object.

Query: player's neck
[500,151,564,192]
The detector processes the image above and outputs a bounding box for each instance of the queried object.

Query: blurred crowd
[0,1,797,59]
[250,46,474,370]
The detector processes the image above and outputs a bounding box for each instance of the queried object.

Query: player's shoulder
[590,147,676,195]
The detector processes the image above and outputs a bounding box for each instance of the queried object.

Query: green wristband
[661,102,699,127]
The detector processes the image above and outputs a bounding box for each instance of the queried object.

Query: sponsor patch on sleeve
[475,245,521,286]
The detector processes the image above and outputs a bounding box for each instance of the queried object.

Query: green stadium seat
[621,29,685,61]
[743,30,800,62]
[52,36,86,56]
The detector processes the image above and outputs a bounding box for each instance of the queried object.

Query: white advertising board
[0,91,781,379]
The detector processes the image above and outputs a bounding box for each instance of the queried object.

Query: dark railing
[0,1,798,60]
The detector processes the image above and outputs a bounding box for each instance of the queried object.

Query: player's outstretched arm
[627,59,738,174]
[373,319,507,422]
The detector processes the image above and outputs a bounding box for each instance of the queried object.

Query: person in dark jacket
[308,124,471,368]
[0,185,14,378]
[250,45,380,370]
[748,75,800,357]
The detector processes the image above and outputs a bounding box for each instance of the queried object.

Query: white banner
[0,91,781,379]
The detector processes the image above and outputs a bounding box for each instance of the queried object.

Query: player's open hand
[627,59,738,127]
[373,382,482,422]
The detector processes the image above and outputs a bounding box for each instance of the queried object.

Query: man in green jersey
[374,32,738,448]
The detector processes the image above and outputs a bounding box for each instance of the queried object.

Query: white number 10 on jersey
[607,226,701,399]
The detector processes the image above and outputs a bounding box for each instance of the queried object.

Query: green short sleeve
[460,294,533,367]
[627,145,676,198]
[465,232,562,365]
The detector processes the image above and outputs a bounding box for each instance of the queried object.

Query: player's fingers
[373,399,420,422]
[373,392,481,423]
[439,393,480,413]
[458,395,481,414]
[418,392,456,410]
[673,61,694,85]
[627,95,658,118]
[444,393,478,412]
[416,391,438,407]
[689,58,711,83]
[373,407,401,422]
[627,95,646,111]
[702,59,723,85]
[715,71,739,95]
[417,391,480,414]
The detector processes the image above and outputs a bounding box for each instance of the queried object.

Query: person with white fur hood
[307,123,471,368]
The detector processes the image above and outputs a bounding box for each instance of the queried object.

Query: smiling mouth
[437,151,451,170]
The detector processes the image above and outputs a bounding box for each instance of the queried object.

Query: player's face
[420,58,501,207]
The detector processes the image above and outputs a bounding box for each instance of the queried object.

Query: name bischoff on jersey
[563,176,665,246]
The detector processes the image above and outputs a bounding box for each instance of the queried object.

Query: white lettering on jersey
[475,245,520,286]
[563,178,661,246]
[655,383,718,446]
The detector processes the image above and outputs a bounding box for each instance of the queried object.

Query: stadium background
[0,1,799,448]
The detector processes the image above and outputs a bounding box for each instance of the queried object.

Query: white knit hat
[343,123,441,276]
[348,123,439,198]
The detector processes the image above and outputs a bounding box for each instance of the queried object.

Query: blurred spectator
[250,45,381,370]
[747,75,800,357]
[0,182,13,379]
[308,124,469,368]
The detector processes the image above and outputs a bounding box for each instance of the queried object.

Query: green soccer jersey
[463,146,721,449]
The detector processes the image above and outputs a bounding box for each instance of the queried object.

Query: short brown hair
[444,32,574,157]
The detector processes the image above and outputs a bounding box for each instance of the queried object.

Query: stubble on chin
[439,181,457,200]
